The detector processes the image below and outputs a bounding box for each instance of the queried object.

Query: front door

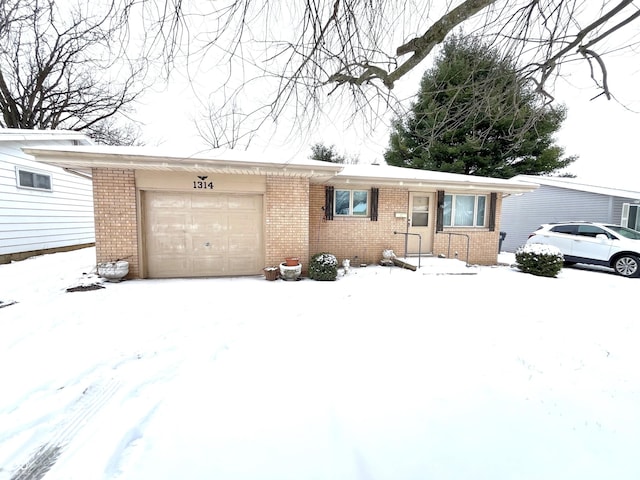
[407,192,435,255]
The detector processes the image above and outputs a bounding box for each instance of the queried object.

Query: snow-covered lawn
[1,247,638,480]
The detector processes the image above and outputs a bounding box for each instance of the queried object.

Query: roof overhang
[514,174,640,200]
[22,145,344,179]
[22,145,540,194]
[328,179,538,194]
[1,129,92,145]
[318,165,539,194]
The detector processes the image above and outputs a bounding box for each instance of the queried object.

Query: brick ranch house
[24,145,537,279]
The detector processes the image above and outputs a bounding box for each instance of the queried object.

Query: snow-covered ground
[1,247,638,480]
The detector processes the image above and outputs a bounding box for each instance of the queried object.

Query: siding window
[443,194,487,227]
[622,203,640,231]
[17,168,52,191]
[335,189,368,216]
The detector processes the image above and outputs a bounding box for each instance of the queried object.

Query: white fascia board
[21,146,344,177]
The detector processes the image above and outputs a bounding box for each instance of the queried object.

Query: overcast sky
[134,8,640,192]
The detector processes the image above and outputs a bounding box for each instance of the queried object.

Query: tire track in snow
[9,376,120,480]
[7,322,243,480]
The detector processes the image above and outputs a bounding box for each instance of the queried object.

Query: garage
[143,191,264,278]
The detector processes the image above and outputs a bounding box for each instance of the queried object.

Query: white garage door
[143,191,263,278]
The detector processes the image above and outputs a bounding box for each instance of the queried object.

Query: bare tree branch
[0,0,149,145]
[8,1,632,147]
[142,0,640,145]
[196,97,258,149]
[331,0,497,89]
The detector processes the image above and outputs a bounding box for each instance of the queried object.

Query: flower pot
[263,266,279,281]
[279,262,302,281]
[97,260,129,282]
[285,257,300,266]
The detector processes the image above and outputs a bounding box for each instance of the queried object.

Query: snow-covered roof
[331,163,538,193]
[513,175,640,200]
[23,144,538,193]
[0,128,92,145]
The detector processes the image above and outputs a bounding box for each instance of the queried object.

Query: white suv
[526,222,640,277]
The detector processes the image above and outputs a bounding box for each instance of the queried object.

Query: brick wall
[433,193,503,265]
[309,185,503,266]
[433,194,502,265]
[265,175,309,268]
[89,169,503,279]
[92,168,139,278]
[433,230,498,265]
[309,185,408,265]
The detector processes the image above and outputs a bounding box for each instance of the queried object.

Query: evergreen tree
[310,143,345,163]
[384,35,576,178]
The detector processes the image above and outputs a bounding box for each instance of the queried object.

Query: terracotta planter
[263,267,279,281]
[285,257,300,266]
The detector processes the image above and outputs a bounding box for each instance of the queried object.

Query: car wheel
[613,255,640,277]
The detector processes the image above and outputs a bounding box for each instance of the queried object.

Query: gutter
[63,168,93,181]
[319,175,539,194]
[22,147,344,178]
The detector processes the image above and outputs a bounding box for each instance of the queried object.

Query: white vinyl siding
[0,138,95,256]
[501,181,640,252]
[16,167,53,191]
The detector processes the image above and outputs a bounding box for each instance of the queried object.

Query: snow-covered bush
[309,253,338,281]
[515,243,564,278]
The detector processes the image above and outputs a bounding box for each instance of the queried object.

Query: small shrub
[515,243,564,278]
[309,253,338,281]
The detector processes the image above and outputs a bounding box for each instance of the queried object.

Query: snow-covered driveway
[1,247,639,479]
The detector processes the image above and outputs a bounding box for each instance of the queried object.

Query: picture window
[443,194,487,227]
[335,189,368,216]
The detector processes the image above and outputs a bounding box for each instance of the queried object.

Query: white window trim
[622,203,640,230]
[621,203,630,227]
[15,166,53,192]
[334,189,369,217]
[444,193,488,228]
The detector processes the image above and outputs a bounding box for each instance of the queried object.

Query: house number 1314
[193,180,214,189]
[193,176,214,189]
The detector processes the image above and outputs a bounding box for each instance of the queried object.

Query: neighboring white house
[0,129,95,263]
[501,175,640,252]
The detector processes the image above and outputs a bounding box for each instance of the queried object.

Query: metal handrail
[393,231,422,269]
[441,232,471,266]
